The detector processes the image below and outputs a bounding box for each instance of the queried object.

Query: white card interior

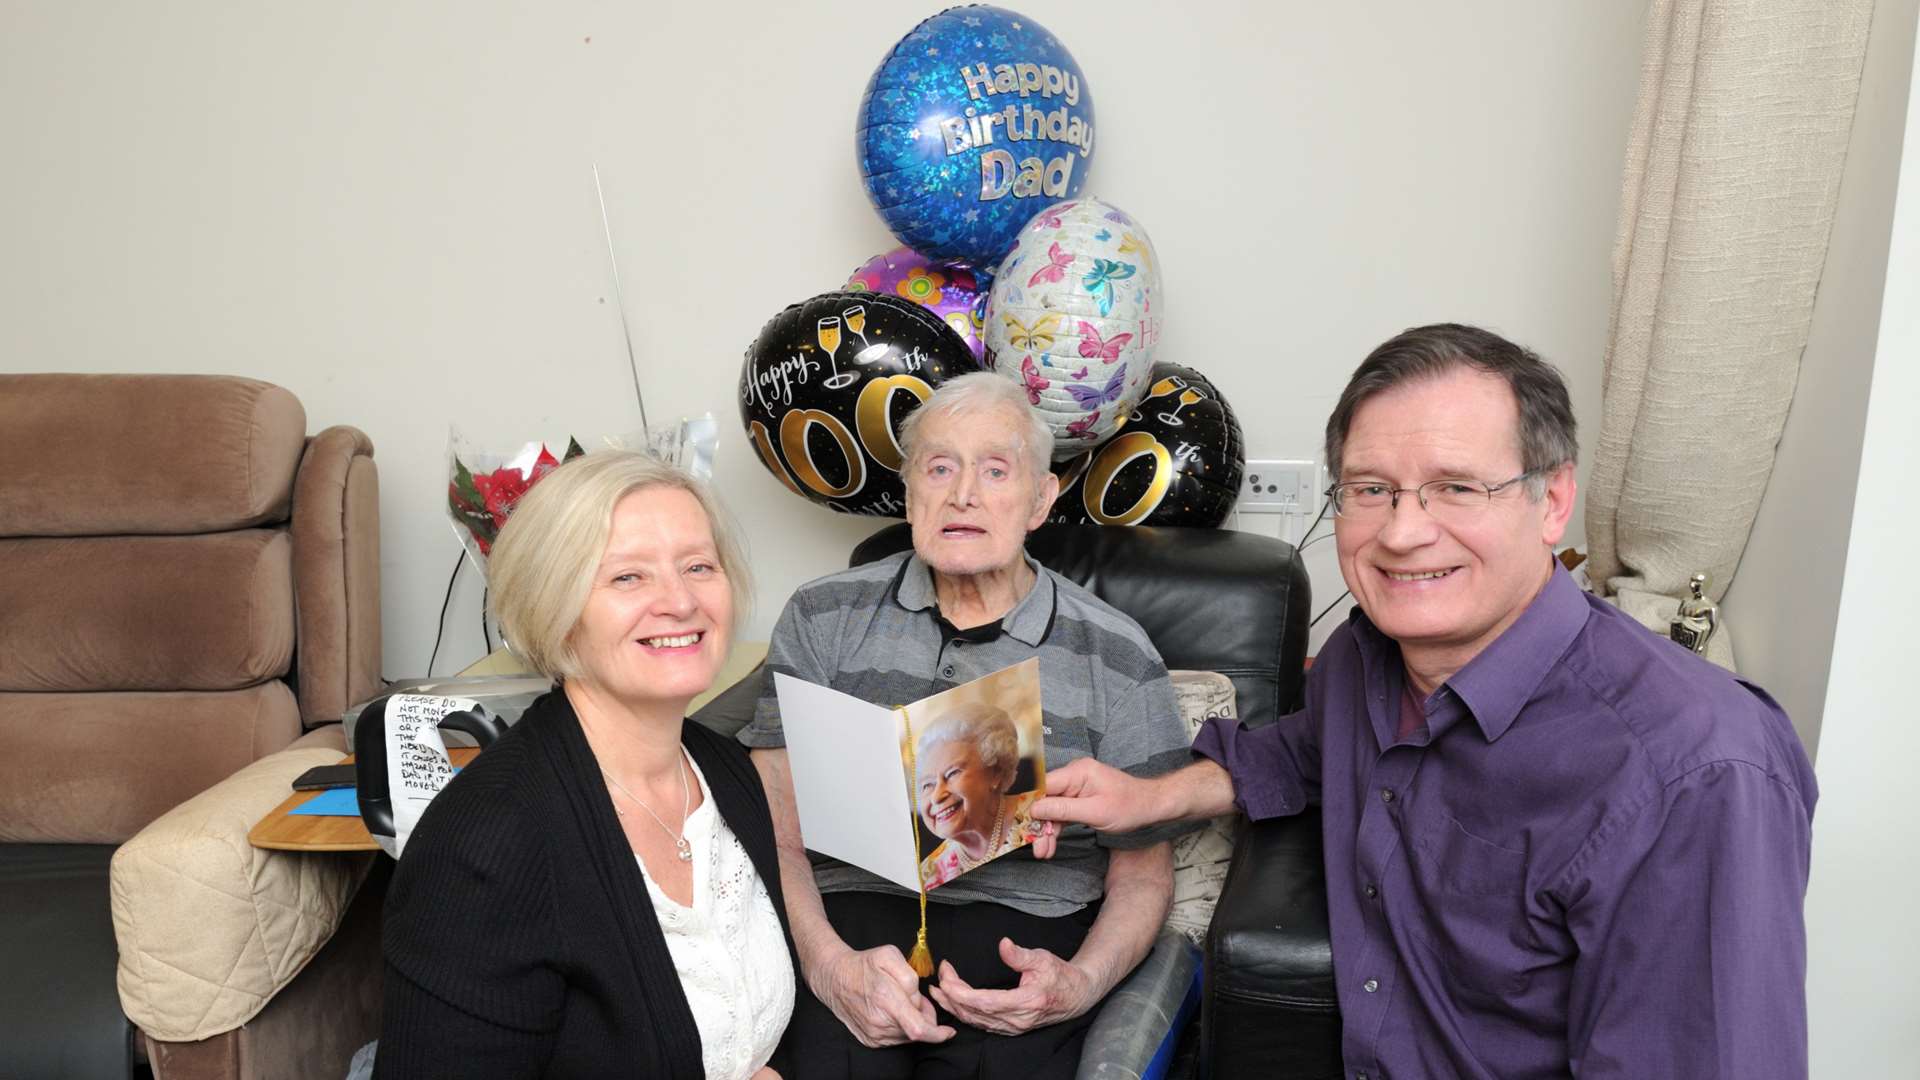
[773,672,919,891]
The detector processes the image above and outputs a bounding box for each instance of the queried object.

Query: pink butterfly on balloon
[1067,368,1127,410]
[1019,356,1051,405]
[1065,411,1103,441]
[1029,202,1078,232]
[1077,321,1133,364]
[1069,366,1089,380]
[1027,242,1074,287]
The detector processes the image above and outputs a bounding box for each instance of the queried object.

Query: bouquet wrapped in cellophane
[445,416,718,575]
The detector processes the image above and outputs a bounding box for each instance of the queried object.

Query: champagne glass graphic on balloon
[847,304,889,364]
[818,316,856,389]
[1156,381,1205,427]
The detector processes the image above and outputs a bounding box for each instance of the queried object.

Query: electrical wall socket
[1240,459,1317,515]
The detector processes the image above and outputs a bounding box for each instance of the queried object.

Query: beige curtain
[1586,0,1875,668]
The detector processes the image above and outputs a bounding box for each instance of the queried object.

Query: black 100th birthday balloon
[1047,362,1245,527]
[740,291,981,517]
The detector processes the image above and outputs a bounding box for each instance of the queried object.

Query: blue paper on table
[289,788,363,816]
[290,768,461,816]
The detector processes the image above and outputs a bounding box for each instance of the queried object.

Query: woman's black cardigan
[376,689,797,1078]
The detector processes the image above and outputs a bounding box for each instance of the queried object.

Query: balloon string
[592,163,651,443]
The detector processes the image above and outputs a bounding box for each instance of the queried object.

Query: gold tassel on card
[907,914,934,978]
[901,705,935,978]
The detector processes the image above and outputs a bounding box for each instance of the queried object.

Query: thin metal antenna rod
[593,163,651,441]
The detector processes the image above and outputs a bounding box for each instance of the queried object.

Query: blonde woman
[378,451,794,1080]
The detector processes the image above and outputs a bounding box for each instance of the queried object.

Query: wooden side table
[247,747,482,851]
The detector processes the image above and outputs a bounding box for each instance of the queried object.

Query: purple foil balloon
[846,247,987,362]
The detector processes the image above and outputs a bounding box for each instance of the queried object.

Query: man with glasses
[1032,324,1818,1078]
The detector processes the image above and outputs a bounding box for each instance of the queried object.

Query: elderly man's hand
[813,943,956,1048]
[928,939,1098,1035]
[1028,757,1157,858]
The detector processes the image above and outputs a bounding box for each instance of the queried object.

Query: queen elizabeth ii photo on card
[907,666,1046,890]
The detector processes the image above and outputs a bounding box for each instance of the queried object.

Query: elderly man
[740,372,1193,1078]
[1035,324,1818,1078]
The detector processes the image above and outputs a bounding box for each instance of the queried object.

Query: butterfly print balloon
[984,198,1162,458]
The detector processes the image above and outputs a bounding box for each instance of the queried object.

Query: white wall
[0,1,1643,678]
[1804,9,1920,1065]
[1723,0,1918,756]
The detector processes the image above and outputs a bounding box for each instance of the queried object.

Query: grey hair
[1324,323,1578,497]
[487,450,751,681]
[897,371,1054,484]
[915,701,1021,791]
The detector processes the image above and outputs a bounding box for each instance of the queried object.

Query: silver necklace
[601,751,694,861]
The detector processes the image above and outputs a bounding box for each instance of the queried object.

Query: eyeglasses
[1323,470,1542,521]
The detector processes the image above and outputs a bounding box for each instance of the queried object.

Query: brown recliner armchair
[0,374,382,1079]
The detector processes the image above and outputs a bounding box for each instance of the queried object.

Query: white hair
[915,701,1020,790]
[897,372,1053,483]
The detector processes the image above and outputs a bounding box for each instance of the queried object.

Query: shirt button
[1381,788,1396,804]
[1363,978,1379,993]
[942,665,955,678]
[1364,884,1378,899]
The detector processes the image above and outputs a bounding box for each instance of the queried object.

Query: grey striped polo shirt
[740,550,1195,918]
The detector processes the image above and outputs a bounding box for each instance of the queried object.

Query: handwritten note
[379,693,478,857]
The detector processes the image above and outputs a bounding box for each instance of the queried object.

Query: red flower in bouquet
[474,446,559,528]
[449,439,582,556]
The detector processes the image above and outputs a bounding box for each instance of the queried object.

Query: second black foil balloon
[1047,362,1245,527]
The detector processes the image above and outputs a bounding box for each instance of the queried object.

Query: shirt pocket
[1404,814,1532,998]
[1411,815,1527,894]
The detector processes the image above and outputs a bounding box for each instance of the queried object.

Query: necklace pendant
[675,838,692,861]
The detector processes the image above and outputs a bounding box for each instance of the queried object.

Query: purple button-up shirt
[1193,565,1816,1078]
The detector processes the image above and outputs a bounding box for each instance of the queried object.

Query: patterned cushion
[1165,670,1239,944]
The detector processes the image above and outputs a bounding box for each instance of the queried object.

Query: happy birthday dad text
[937,61,1093,201]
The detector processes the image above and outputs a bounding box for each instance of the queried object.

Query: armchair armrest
[110,725,373,1042]
[1202,810,1341,1077]
[291,425,381,726]
[1076,928,1201,1080]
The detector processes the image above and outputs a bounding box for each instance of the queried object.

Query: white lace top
[635,754,794,1080]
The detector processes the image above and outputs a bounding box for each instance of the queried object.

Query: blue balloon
[858,5,1095,269]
